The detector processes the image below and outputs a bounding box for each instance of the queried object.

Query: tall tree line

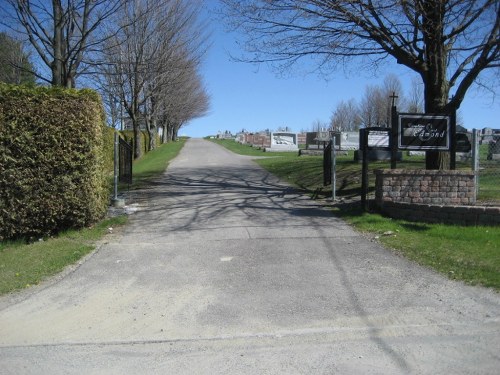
[1,0,210,158]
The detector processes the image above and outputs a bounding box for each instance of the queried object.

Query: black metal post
[450,108,457,170]
[361,128,369,211]
[391,104,398,169]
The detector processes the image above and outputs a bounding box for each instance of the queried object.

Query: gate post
[361,129,369,211]
[112,132,125,207]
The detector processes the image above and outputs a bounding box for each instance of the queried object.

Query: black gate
[323,140,332,186]
[119,137,132,184]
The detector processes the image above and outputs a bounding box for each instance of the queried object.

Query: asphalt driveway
[1,138,499,374]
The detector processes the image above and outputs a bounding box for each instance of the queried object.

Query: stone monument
[265,132,299,152]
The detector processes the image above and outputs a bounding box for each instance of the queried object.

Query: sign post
[361,129,369,211]
[390,96,398,169]
[360,127,391,211]
[331,135,336,201]
[450,108,457,170]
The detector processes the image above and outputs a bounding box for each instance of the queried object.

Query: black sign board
[398,114,450,150]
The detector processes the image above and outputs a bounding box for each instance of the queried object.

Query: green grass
[0,138,187,296]
[125,137,187,188]
[335,211,500,289]
[0,216,127,295]
[210,138,304,158]
[215,139,500,290]
[476,144,500,201]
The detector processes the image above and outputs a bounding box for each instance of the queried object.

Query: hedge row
[0,84,109,241]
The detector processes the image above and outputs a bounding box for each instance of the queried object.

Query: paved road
[1,138,499,374]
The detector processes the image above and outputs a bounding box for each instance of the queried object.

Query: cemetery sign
[367,128,390,149]
[398,114,450,150]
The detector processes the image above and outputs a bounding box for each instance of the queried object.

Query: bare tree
[143,0,210,146]
[101,0,164,158]
[310,119,327,132]
[222,0,500,169]
[407,76,424,113]
[358,85,384,128]
[99,0,209,158]
[0,32,36,85]
[159,59,210,142]
[382,74,404,123]
[330,99,359,132]
[1,0,123,88]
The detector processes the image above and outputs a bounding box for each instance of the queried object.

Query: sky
[183,3,500,138]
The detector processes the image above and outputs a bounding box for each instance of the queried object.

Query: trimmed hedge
[0,84,109,240]
[102,125,116,178]
[121,130,145,156]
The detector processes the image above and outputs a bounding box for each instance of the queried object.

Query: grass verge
[0,216,127,295]
[334,209,500,290]
[213,139,500,290]
[123,137,187,189]
[1,138,186,296]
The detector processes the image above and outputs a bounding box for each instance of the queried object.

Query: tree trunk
[166,121,174,142]
[161,125,167,144]
[146,97,157,151]
[52,0,64,86]
[131,115,142,159]
[421,0,450,170]
[145,117,157,151]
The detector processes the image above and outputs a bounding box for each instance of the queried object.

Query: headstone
[316,131,331,142]
[252,133,271,148]
[265,132,299,152]
[236,133,245,144]
[305,132,318,149]
[339,132,359,150]
[305,131,340,150]
[488,138,500,160]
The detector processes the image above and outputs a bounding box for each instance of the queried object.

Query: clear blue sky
[183,2,499,138]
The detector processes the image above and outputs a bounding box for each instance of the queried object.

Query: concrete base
[112,198,126,208]
[355,150,403,162]
[264,147,299,152]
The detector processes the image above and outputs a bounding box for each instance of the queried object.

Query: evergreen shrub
[0,84,109,240]
[102,125,116,177]
[121,130,161,156]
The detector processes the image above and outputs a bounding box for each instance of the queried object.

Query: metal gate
[473,129,500,205]
[323,140,332,186]
[119,137,132,184]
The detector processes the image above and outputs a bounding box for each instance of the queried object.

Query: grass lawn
[212,138,500,290]
[0,216,127,295]
[0,139,186,296]
[121,137,187,189]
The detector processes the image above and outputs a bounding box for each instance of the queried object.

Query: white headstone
[266,132,299,152]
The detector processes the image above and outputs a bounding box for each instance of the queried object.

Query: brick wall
[373,169,500,226]
[378,201,500,226]
[375,169,476,206]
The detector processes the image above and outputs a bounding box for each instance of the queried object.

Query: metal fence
[322,130,500,206]
[473,129,500,205]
